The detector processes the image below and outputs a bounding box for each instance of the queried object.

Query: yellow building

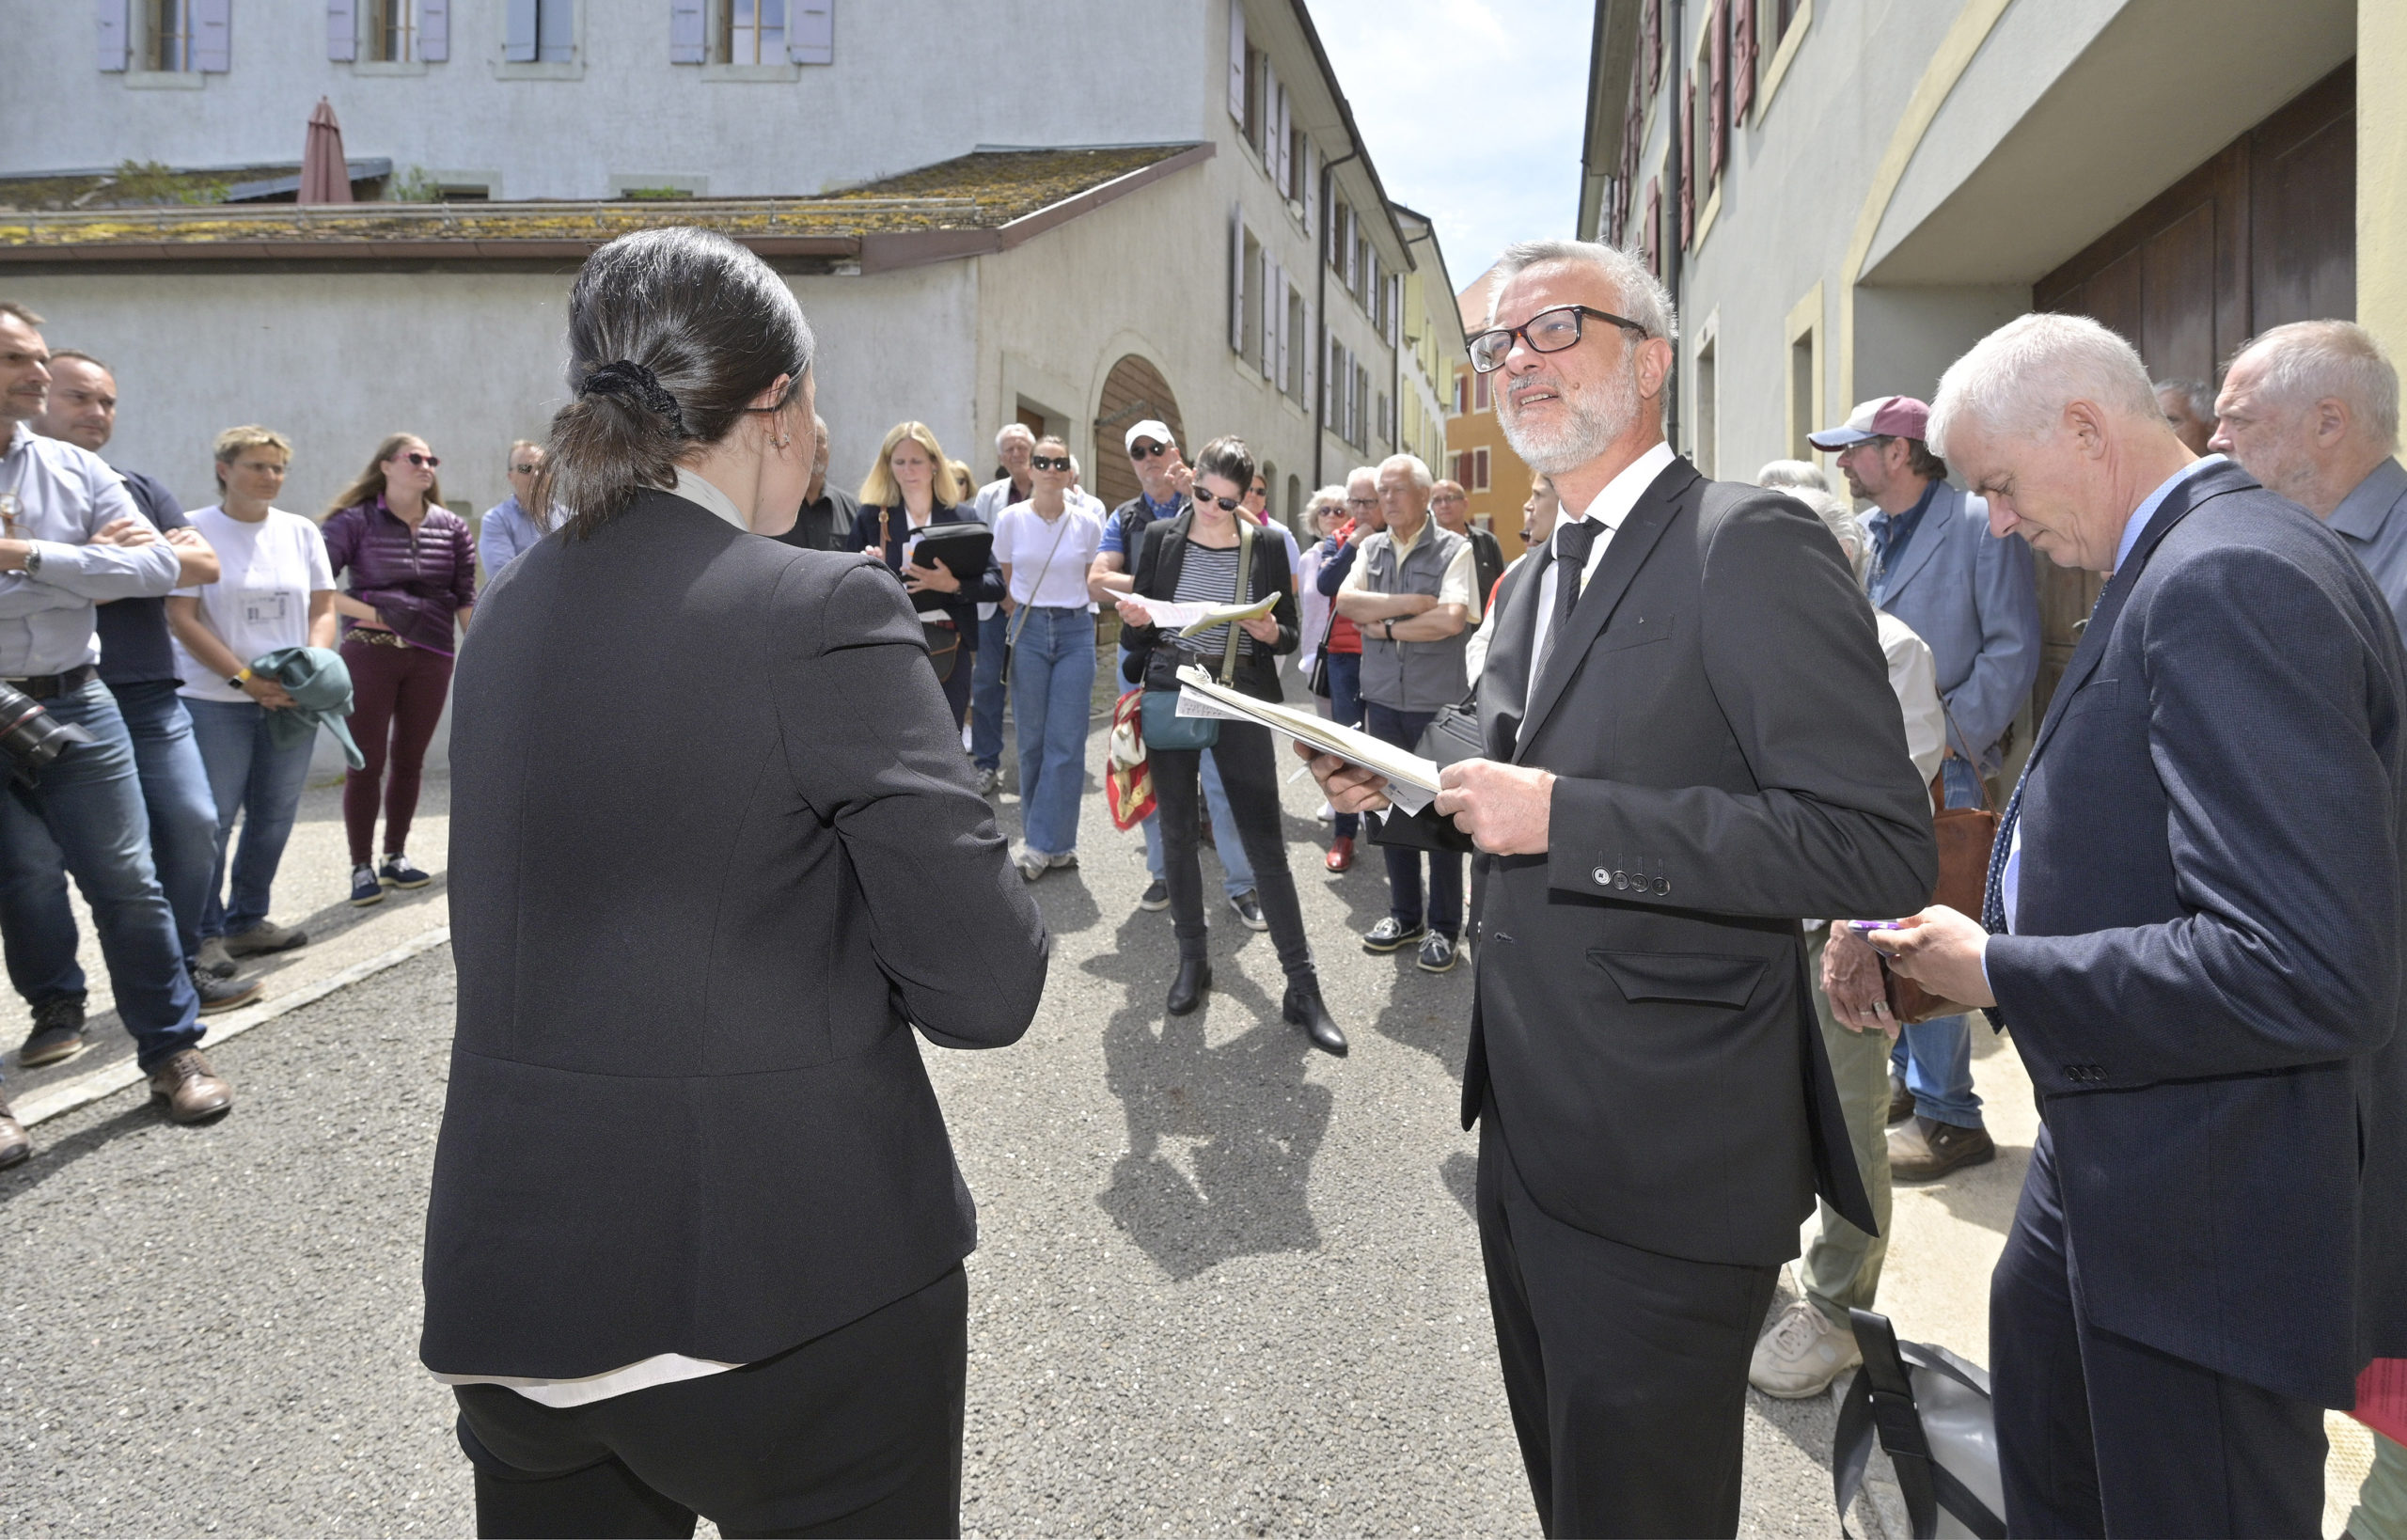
[1445,265,1538,561]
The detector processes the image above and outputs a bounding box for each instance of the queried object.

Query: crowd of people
[6,219,2406,1538]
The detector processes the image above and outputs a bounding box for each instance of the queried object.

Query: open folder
[1172,664,1442,812]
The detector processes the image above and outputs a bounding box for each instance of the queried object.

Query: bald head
[2211,321,2399,520]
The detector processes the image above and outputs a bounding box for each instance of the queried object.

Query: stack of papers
[1172,665,1442,812]
[1115,594,1280,636]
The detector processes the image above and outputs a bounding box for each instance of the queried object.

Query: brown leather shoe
[149,1049,233,1124]
[0,1101,29,1170]
[1886,1072,1915,1125]
[1325,836,1355,872]
[1888,1114,1994,1182]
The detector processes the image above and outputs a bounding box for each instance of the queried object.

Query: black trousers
[453,1265,968,1539]
[1991,1127,2326,1538]
[1153,718,1312,979]
[1477,1106,1779,1538]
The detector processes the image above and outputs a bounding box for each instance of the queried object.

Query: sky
[1304,0,1592,305]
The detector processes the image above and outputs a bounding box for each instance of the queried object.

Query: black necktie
[1534,519,1599,684]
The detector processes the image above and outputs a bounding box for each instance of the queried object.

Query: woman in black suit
[1114,435,1346,1055]
[848,421,1002,730]
[423,227,1047,1539]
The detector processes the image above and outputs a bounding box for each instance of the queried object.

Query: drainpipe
[1664,0,1684,457]
[1314,148,1361,488]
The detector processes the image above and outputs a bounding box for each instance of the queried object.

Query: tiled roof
[0,144,1209,270]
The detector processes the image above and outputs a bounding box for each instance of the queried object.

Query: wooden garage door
[1090,355,1187,511]
[2028,62,2353,720]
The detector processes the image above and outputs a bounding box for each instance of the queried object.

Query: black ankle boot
[1282,976,1348,1057]
[1167,957,1212,1015]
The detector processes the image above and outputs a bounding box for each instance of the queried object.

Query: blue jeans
[1366,699,1462,937]
[0,679,220,998]
[970,607,1011,772]
[1010,606,1095,857]
[1892,755,1987,1129]
[185,696,318,939]
[1325,650,1363,839]
[1141,746,1254,899]
[0,679,200,1076]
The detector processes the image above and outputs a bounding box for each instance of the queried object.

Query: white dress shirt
[1527,440,1675,675]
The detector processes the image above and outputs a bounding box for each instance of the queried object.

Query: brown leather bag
[1883,756,1999,1025]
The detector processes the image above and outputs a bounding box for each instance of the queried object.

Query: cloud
[1305,0,1590,290]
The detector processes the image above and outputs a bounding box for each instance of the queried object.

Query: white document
[1172,665,1441,813]
[1116,593,1279,636]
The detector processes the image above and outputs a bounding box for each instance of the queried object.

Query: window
[1693,333,1718,478]
[365,0,416,61]
[1376,392,1392,447]
[1789,333,1817,462]
[1242,47,1264,156]
[154,0,196,69]
[1286,288,1308,402]
[1473,371,1490,413]
[725,0,782,63]
[1454,369,1469,416]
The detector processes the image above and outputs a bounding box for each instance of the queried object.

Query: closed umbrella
[300,97,353,204]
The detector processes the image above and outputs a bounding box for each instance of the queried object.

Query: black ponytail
[541,227,813,536]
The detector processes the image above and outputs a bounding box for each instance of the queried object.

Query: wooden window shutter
[669,0,705,62]
[326,0,357,62]
[1259,60,1278,159]
[1732,0,1756,121]
[1680,77,1697,245]
[419,0,449,61]
[1644,0,1661,91]
[1643,175,1660,274]
[1227,1,1246,123]
[1275,84,1292,194]
[1257,244,1274,375]
[1275,264,1290,389]
[98,0,131,70]
[1230,206,1248,355]
[790,2,832,64]
[192,0,230,70]
[504,0,539,62]
[1708,0,1728,180]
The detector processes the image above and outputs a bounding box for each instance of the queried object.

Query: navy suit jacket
[1987,458,2407,1406]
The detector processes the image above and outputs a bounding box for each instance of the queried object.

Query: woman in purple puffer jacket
[322,432,477,906]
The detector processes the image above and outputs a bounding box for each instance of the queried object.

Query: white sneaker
[1015,849,1049,882]
[1048,850,1079,870]
[1315,800,1336,823]
[1748,1298,1861,1399]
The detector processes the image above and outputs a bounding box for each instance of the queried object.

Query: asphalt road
[0,715,1871,1537]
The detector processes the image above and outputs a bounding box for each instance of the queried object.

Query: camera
[0,680,96,780]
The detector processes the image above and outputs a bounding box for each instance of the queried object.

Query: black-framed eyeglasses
[1129,441,1171,460]
[1030,455,1071,472]
[1345,495,1378,509]
[1466,305,1648,374]
[403,451,441,468]
[1192,491,1244,513]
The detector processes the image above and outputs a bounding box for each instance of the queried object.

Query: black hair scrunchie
[579,360,687,438]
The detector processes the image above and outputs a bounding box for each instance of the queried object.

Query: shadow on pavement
[1440,1148,1478,1219]
[0,1098,182,1203]
[1086,909,1333,1281]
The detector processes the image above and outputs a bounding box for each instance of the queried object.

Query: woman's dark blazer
[422,487,1048,1379]
[1122,510,1299,702]
[846,500,1005,645]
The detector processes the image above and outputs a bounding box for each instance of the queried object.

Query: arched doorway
[1091,354,1185,511]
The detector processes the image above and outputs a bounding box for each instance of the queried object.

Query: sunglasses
[1030,455,1071,472]
[1191,491,1244,513]
[510,463,540,475]
[1129,441,1172,460]
[401,452,440,468]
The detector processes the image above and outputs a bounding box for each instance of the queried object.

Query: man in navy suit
[1880,312,2407,1536]
[1811,394,2039,1183]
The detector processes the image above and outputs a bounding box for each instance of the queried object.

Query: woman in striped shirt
[1112,436,1345,1056]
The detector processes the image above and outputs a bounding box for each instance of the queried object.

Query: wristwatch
[229,667,252,691]
[22,544,40,577]
[1383,618,1396,640]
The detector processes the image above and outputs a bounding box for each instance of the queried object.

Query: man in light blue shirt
[0,302,228,1168]
[478,440,549,578]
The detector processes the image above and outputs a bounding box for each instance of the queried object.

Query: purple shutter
[98,0,130,69]
[326,0,356,61]
[789,0,830,63]
[1227,0,1245,122]
[669,0,705,62]
[192,0,230,70]
[504,0,538,62]
[1229,206,1248,354]
[419,0,448,60]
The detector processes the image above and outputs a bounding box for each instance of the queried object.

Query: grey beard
[1500,366,1641,477]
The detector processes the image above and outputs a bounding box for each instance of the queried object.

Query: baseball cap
[1807,395,1931,450]
[1124,420,1175,455]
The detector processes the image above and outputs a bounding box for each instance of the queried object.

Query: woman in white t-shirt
[165,427,339,967]
[993,435,1104,878]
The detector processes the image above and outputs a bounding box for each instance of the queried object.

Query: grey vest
[1359,523,1471,713]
